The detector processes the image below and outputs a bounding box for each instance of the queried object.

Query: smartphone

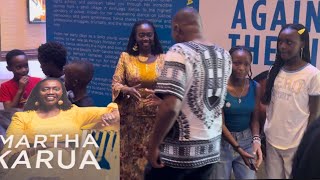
[248,158,256,171]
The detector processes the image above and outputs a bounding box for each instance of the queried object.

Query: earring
[248,67,253,79]
[58,100,64,105]
[300,48,303,59]
[35,101,39,106]
[132,43,138,51]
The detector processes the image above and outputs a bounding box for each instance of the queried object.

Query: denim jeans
[211,128,256,179]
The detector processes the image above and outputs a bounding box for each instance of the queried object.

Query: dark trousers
[144,163,215,180]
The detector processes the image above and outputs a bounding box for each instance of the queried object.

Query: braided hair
[262,24,310,104]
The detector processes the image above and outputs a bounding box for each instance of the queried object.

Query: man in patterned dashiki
[145,7,232,180]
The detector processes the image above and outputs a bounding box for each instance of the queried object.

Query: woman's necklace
[137,55,157,63]
[137,55,149,63]
[236,79,247,104]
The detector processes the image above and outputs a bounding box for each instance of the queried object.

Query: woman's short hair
[38,42,67,71]
[24,78,72,111]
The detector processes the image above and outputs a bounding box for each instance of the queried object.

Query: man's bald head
[173,7,201,27]
[171,7,203,43]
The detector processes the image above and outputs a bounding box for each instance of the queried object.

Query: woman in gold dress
[112,20,165,180]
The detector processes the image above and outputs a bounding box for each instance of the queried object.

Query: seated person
[0,49,41,110]
[38,41,67,80]
[0,78,119,179]
[64,60,95,107]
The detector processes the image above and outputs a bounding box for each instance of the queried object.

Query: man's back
[155,41,232,168]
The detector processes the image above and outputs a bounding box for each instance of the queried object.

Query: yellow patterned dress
[112,52,165,180]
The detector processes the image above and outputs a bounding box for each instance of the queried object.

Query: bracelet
[252,135,261,145]
[252,136,261,141]
[253,139,261,145]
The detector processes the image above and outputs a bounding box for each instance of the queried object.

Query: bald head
[172,7,203,42]
[173,7,201,27]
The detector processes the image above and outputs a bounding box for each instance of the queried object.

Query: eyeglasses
[137,32,154,38]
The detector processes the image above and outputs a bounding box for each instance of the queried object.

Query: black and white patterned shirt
[155,41,232,168]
